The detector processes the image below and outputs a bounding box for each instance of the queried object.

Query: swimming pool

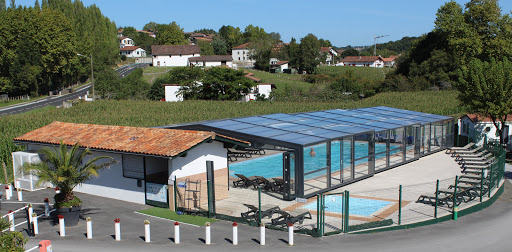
[303,195,393,216]
[229,141,399,179]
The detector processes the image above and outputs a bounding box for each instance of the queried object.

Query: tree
[219,25,243,52]
[155,22,188,45]
[286,38,300,68]
[182,67,254,100]
[319,39,332,47]
[197,40,214,55]
[340,48,359,58]
[0,0,5,12]
[34,0,40,10]
[120,26,137,38]
[23,141,114,207]
[143,21,159,32]
[133,32,155,54]
[212,37,227,55]
[297,34,322,74]
[456,58,512,144]
[94,67,121,99]
[194,28,217,35]
[9,0,14,9]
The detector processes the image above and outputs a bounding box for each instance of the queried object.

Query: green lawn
[137,207,218,226]
[143,66,176,74]
[244,69,315,93]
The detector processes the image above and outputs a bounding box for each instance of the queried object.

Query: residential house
[137,30,156,38]
[13,121,248,208]
[119,36,134,48]
[320,47,339,65]
[342,56,384,68]
[243,83,276,101]
[120,46,147,58]
[270,61,289,73]
[188,55,233,68]
[231,43,254,67]
[458,114,511,151]
[383,55,399,67]
[152,45,201,67]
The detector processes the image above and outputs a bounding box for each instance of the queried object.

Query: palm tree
[23,140,115,207]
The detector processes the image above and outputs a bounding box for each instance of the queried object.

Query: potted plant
[23,140,114,226]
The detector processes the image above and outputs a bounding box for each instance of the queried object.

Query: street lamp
[77,53,94,101]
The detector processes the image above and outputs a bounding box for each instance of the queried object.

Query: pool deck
[216,150,471,232]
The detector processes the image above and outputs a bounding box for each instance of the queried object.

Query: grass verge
[137,207,218,226]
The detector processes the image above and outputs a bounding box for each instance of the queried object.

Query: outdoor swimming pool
[303,195,393,216]
[229,141,401,179]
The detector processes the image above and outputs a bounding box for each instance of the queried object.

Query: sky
[14,0,512,47]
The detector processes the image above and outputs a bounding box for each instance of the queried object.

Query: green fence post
[453,176,458,220]
[488,164,493,198]
[207,180,212,218]
[258,186,262,224]
[322,193,326,236]
[341,192,345,233]
[398,185,402,225]
[480,168,484,202]
[316,194,320,236]
[434,179,439,219]
[173,177,178,212]
[344,190,350,233]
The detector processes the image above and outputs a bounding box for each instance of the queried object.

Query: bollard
[4,186,10,200]
[205,222,211,245]
[17,188,22,201]
[232,222,238,245]
[32,214,39,235]
[15,180,20,189]
[453,206,458,220]
[39,240,52,252]
[260,224,265,245]
[8,210,14,231]
[55,187,60,194]
[28,204,33,223]
[114,218,121,241]
[174,222,180,244]
[288,223,294,245]
[144,220,151,243]
[58,215,65,237]
[44,198,50,217]
[86,217,92,239]
[7,184,13,199]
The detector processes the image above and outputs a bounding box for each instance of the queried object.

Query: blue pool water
[229,141,396,179]
[303,195,392,216]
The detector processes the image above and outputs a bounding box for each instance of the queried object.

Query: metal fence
[170,137,506,237]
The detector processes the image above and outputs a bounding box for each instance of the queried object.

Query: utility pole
[374,34,389,56]
[77,54,94,101]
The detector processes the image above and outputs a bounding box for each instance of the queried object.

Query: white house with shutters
[152,45,201,67]
[342,56,384,68]
[119,37,134,48]
[120,46,147,58]
[188,55,233,68]
[458,114,511,150]
[231,43,254,67]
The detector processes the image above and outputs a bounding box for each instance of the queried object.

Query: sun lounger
[446,143,475,154]
[417,193,454,206]
[451,146,483,157]
[459,174,483,180]
[228,149,252,159]
[460,157,495,167]
[254,176,283,191]
[271,210,312,226]
[456,152,492,162]
[245,148,266,155]
[233,174,262,188]
[241,204,280,220]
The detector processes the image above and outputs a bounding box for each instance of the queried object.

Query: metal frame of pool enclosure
[165,106,454,200]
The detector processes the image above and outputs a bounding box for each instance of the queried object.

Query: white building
[243,83,276,101]
[120,46,147,58]
[119,37,134,48]
[162,84,184,102]
[188,55,233,68]
[383,55,399,67]
[320,47,339,65]
[458,114,511,150]
[13,121,248,208]
[152,45,201,67]
[342,56,384,68]
[231,43,254,67]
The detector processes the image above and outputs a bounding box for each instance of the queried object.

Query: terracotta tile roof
[232,42,251,49]
[14,122,249,157]
[272,61,288,66]
[320,47,331,52]
[462,114,512,123]
[151,45,200,56]
[119,46,143,51]
[188,55,233,62]
[343,56,383,62]
[382,57,395,62]
[119,36,131,41]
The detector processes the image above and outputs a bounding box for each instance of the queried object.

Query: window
[238,57,240,60]
[123,155,144,179]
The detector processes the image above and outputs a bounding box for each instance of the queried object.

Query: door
[145,157,169,208]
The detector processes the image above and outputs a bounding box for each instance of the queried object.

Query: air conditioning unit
[12,151,48,191]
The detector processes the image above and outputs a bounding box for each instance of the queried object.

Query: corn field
[314,66,394,81]
[0,90,464,182]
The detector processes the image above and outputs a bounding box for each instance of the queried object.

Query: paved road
[0,63,150,117]
[14,179,512,252]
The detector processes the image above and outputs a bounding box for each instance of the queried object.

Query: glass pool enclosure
[166,106,454,200]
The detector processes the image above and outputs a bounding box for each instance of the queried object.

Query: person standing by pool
[309,147,316,157]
